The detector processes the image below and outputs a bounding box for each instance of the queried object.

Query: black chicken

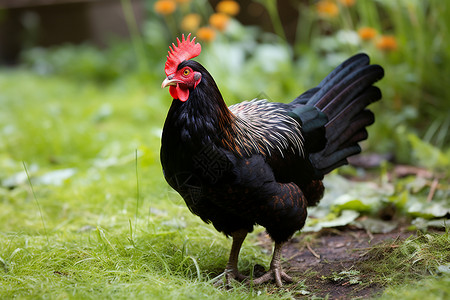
[160,34,383,286]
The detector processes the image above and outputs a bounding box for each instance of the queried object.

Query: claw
[251,266,293,287]
[250,242,294,287]
[213,234,294,288]
[213,269,248,287]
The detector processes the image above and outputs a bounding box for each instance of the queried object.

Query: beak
[161,76,180,89]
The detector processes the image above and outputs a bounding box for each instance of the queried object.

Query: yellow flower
[358,27,377,41]
[197,27,216,42]
[316,0,339,18]
[154,0,176,16]
[376,35,398,51]
[209,13,230,32]
[216,0,240,16]
[181,13,201,32]
[338,0,355,7]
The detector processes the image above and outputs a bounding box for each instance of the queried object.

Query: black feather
[306,53,371,106]
[291,54,384,175]
[288,105,327,153]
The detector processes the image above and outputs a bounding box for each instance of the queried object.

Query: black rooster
[160,34,383,286]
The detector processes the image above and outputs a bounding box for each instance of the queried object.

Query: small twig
[426,178,439,202]
[306,242,320,259]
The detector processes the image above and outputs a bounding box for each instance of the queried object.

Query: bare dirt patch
[257,227,416,299]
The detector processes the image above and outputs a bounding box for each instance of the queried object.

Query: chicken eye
[183,69,191,76]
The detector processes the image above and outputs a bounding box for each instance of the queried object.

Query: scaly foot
[251,265,293,287]
[250,241,293,287]
[213,229,249,287]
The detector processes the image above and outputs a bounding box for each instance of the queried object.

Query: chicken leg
[252,242,293,287]
[214,229,248,286]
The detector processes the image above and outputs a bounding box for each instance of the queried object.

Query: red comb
[165,33,202,76]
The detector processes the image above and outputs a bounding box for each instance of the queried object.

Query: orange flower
[197,27,216,42]
[358,27,377,41]
[181,13,201,32]
[175,0,191,3]
[154,0,176,16]
[376,35,398,51]
[209,13,230,32]
[338,0,355,7]
[316,0,339,18]
[216,0,240,16]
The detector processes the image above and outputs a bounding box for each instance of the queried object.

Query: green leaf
[408,133,450,171]
[412,218,450,231]
[333,196,375,212]
[353,217,398,233]
[303,210,360,232]
[408,197,450,218]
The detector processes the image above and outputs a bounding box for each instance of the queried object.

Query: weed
[322,269,362,285]
[357,231,450,290]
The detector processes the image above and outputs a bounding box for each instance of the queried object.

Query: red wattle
[169,85,189,102]
[169,85,178,100]
[177,86,190,102]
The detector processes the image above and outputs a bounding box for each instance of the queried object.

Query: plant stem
[256,0,287,42]
[121,0,148,73]
[134,149,140,238]
[23,162,49,245]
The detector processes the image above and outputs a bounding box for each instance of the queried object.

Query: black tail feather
[315,65,384,112]
[324,110,374,156]
[323,87,381,155]
[292,87,320,105]
[317,53,370,88]
[313,145,362,174]
[306,54,372,107]
[326,86,381,127]
[296,53,384,175]
[339,128,369,150]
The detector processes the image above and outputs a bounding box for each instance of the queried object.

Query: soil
[257,227,417,299]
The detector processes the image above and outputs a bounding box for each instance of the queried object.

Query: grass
[361,231,450,282]
[380,276,450,300]
[359,230,450,299]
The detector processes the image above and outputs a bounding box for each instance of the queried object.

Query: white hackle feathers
[229,99,304,158]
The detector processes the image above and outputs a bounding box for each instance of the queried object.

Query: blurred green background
[0,0,449,299]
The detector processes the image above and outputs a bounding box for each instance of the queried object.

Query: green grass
[360,231,450,299]
[380,276,450,300]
